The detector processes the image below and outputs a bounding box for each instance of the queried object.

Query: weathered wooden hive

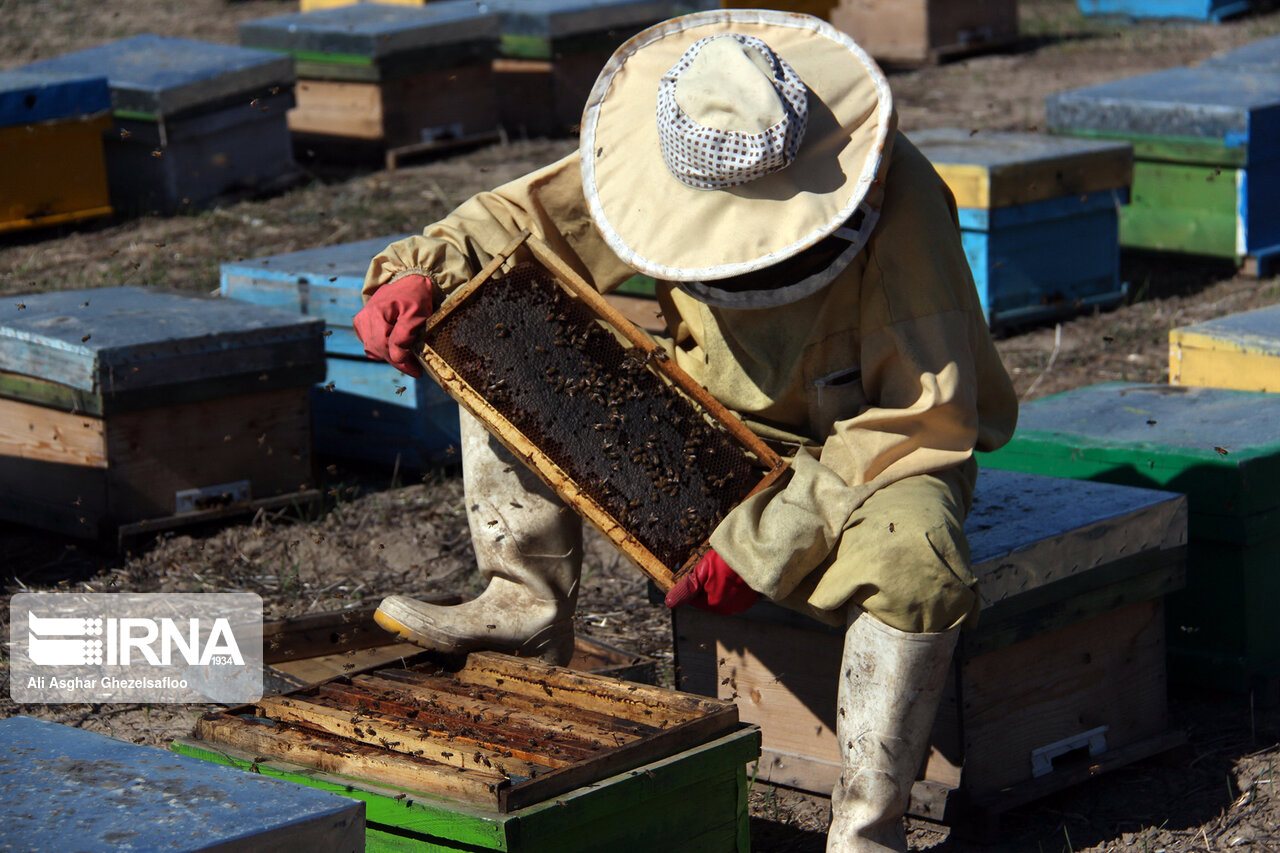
[675,467,1187,834]
[238,2,502,166]
[980,382,1280,693]
[416,231,787,590]
[0,286,325,542]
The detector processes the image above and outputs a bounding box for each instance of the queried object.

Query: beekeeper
[354,10,1018,851]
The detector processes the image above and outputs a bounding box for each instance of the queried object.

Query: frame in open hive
[416,230,787,590]
[190,651,740,813]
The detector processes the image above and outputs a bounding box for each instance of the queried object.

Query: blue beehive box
[1077,0,1255,21]
[1202,35,1280,75]
[20,35,299,215]
[0,716,364,853]
[221,237,462,470]
[240,3,501,156]
[488,0,675,137]
[979,382,1280,692]
[0,71,114,233]
[1047,67,1280,274]
[912,129,1133,326]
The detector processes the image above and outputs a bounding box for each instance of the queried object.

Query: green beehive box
[979,382,1280,692]
[174,652,759,852]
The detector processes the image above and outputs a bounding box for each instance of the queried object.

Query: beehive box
[0,286,325,542]
[221,235,462,470]
[416,231,787,590]
[489,0,675,138]
[260,600,659,692]
[240,3,501,164]
[0,71,113,234]
[1,717,365,853]
[1047,67,1280,275]
[1202,35,1280,74]
[979,382,1280,693]
[174,653,761,853]
[19,35,298,215]
[829,0,1018,66]
[1077,0,1255,21]
[1170,304,1280,392]
[675,468,1186,831]
[912,129,1133,326]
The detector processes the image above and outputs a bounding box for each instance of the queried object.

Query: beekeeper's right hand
[353,274,435,378]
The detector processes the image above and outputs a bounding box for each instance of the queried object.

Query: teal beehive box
[221,236,461,470]
[20,35,299,215]
[979,382,1280,692]
[912,129,1133,326]
[1046,67,1280,275]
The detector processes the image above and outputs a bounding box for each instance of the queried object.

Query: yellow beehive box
[0,72,112,234]
[1170,304,1280,391]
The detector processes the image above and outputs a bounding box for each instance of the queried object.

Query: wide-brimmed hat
[580,10,893,285]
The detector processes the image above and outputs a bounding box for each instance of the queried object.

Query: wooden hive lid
[1045,66,1280,166]
[979,382,1280,527]
[0,286,325,415]
[19,35,295,120]
[1171,302,1280,360]
[0,70,110,129]
[488,0,675,59]
[220,234,413,328]
[238,1,501,63]
[0,717,363,852]
[911,128,1133,209]
[1201,35,1280,76]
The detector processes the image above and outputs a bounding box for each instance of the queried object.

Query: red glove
[352,274,435,378]
[665,549,758,615]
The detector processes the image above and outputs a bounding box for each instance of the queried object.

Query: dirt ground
[3,1,1280,850]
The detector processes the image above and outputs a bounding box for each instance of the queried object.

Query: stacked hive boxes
[220,236,462,470]
[1047,67,1280,275]
[979,383,1280,694]
[675,468,1186,827]
[829,0,1018,65]
[0,287,325,542]
[912,129,1133,326]
[0,71,113,233]
[20,35,298,215]
[489,0,675,138]
[240,2,502,163]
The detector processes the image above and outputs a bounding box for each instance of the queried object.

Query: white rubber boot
[827,609,959,852]
[376,411,582,666]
